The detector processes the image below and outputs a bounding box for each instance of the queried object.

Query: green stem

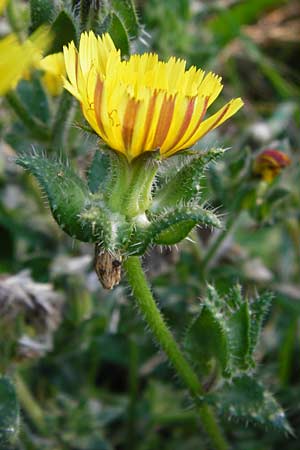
[50,90,74,150]
[15,373,46,434]
[6,91,50,142]
[124,256,228,450]
[107,152,130,212]
[124,153,160,217]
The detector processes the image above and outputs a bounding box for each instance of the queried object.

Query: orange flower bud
[253,149,291,182]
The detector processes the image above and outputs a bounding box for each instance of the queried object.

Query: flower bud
[253,149,291,182]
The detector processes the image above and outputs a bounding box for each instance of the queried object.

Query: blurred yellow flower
[0,27,51,95]
[63,31,243,161]
[39,52,66,96]
[0,0,7,14]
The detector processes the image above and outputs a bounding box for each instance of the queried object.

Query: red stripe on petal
[178,96,209,149]
[152,94,176,149]
[94,77,106,137]
[140,93,157,150]
[122,98,140,150]
[203,102,230,135]
[169,97,195,149]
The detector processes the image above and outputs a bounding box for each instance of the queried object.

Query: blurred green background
[0,0,299,449]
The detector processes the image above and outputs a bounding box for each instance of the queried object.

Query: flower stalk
[15,373,46,434]
[124,256,228,450]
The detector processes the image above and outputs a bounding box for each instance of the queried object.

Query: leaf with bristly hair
[29,0,54,33]
[248,291,273,360]
[16,152,91,241]
[226,285,251,372]
[152,149,225,213]
[48,10,78,54]
[107,13,130,56]
[88,149,111,194]
[128,206,221,255]
[111,0,140,39]
[184,285,273,379]
[207,375,293,435]
[184,303,229,376]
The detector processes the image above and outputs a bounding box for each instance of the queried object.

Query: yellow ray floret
[0,27,51,96]
[39,52,66,96]
[63,31,243,161]
[0,0,7,14]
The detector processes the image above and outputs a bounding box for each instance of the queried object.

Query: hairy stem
[124,256,228,450]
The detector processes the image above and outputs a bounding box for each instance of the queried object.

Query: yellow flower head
[0,0,7,14]
[0,27,51,95]
[39,52,66,96]
[63,31,243,161]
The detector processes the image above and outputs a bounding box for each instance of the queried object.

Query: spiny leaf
[184,285,273,379]
[0,377,20,447]
[184,305,228,376]
[107,13,130,56]
[248,292,273,358]
[207,375,293,435]
[16,152,91,241]
[111,0,140,39]
[152,149,224,212]
[48,10,78,54]
[30,0,54,33]
[128,206,221,255]
[226,286,251,372]
[80,203,132,249]
[88,149,111,194]
[17,77,50,125]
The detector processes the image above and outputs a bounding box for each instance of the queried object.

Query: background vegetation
[0,0,299,449]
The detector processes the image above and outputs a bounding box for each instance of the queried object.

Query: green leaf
[30,0,54,33]
[266,187,290,206]
[107,13,130,56]
[226,286,251,372]
[111,0,140,39]
[0,377,20,448]
[17,77,50,125]
[16,152,91,242]
[208,375,293,434]
[88,149,111,194]
[49,10,78,54]
[184,286,272,379]
[128,206,221,255]
[248,292,272,358]
[80,203,132,248]
[184,304,228,376]
[152,149,224,213]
